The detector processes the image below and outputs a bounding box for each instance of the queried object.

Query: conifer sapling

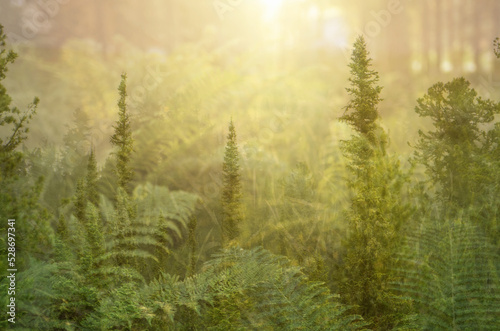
[111,73,134,194]
[221,119,243,246]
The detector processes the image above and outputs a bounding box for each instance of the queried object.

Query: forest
[0,0,500,330]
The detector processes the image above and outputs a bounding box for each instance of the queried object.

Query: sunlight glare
[322,7,348,49]
[440,60,453,73]
[259,0,284,22]
[308,5,319,20]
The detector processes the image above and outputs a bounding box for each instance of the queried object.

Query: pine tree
[84,203,105,267]
[413,78,499,209]
[221,119,243,246]
[339,36,409,329]
[340,36,386,150]
[57,213,68,240]
[74,178,86,224]
[73,147,101,269]
[86,146,99,207]
[412,77,500,247]
[110,73,134,194]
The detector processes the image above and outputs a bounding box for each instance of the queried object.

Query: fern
[83,282,154,330]
[91,184,197,281]
[394,212,500,330]
[133,182,198,228]
[0,258,100,330]
[144,246,367,330]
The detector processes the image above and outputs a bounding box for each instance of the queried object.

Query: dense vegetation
[0,21,499,330]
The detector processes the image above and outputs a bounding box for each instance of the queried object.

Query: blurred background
[1,0,499,145]
[1,0,499,261]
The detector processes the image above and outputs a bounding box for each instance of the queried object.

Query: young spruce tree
[110,73,134,195]
[339,36,409,329]
[73,149,103,273]
[221,119,242,246]
[73,148,99,223]
[86,145,99,207]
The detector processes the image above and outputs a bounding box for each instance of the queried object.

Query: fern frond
[98,184,197,280]
[395,216,500,330]
[97,249,160,265]
[144,247,367,330]
[133,183,198,224]
[90,265,145,284]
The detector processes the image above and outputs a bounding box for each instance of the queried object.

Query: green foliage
[1,16,499,330]
[221,119,243,246]
[340,36,385,148]
[74,178,86,224]
[144,246,367,330]
[0,258,99,330]
[61,108,92,181]
[256,162,332,282]
[95,184,197,281]
[339,36,411,329]
[133,182,198,226]
[111,73,134,194]
[413,77,500,248]
[280,161,316,219]
[57,213,68,240]
[403,74,500,329]
[187,215,198,277]
[86,146,99,206]
[83,203,105,270]
[84,282,153,330]
[2,259,63,330]
[26,109,92,215]
[395,213,500,330]
[15,182,198,329]
[0,24,52,267]
[413,77,500,208]
[0,24,39,158]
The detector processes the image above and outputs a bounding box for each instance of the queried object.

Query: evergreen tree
[340,36,386,150]
[57,213,68,241]
[412,77,500,249]
[339,36,409,329]
[110,73,134,194]
[221,119,243,246]
[0,23,53,280]
[84,203,105,268]
[0,23,39,191]
[74,178,86,224]
[0,24,39,160]
[413,78,499,209]
[86,146,99,207]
